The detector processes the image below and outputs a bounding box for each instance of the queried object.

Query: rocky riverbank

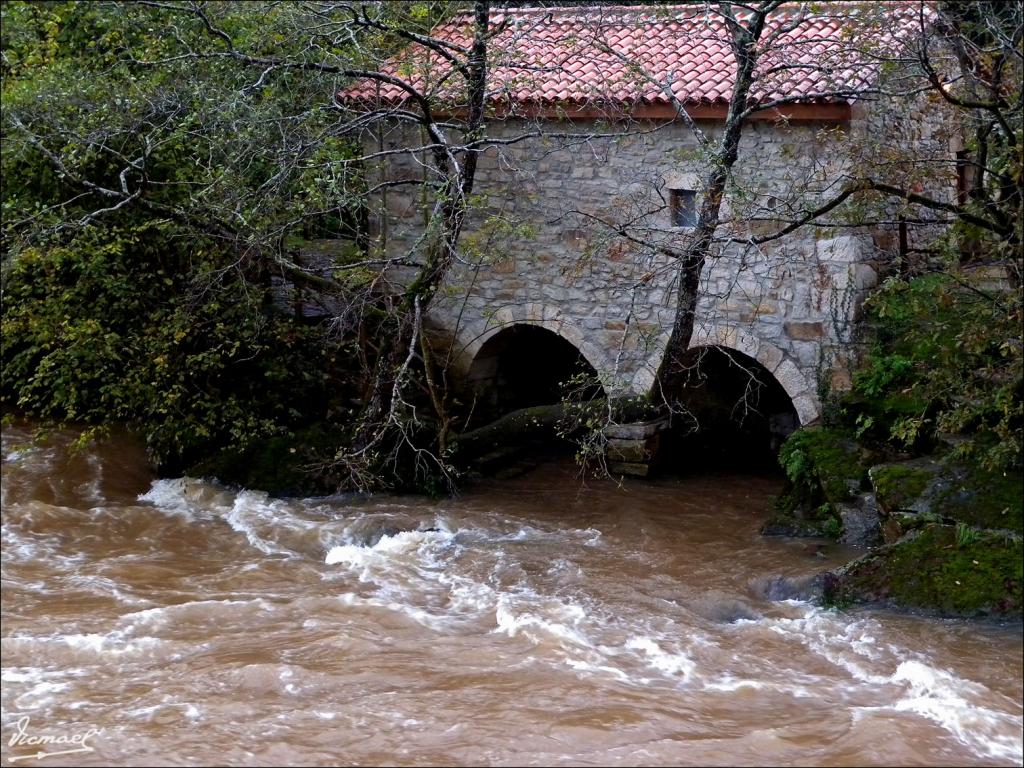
[764,427,1023,619]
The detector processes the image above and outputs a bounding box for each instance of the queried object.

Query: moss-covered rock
[868,458,1023,540]
[778,427,868,506]
[870,461,932,513]
[762,511,839,539]
[772,254,1023,620]
[930,465,1023,532]
[767,428,869,539]
[825,523,1023,618]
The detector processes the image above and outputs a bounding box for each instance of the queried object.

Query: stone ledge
[603,417,669,440]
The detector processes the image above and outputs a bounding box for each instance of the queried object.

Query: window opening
[670,188,698,228]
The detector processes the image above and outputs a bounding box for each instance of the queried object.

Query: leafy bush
[847,273,1021,472]
[1,221,347,473]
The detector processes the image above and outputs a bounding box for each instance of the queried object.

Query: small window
[669,188,697,228]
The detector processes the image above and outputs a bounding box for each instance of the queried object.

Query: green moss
[778,427,866,508]
[830,524,1023,617]
[871,463,931,511]
[892,510,942,531]
[932,466,1024,532]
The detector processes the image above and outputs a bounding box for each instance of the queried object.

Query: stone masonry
[372,104,950,427]
[334,4,961,429]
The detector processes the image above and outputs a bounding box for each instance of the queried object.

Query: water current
[2,424,1021,766]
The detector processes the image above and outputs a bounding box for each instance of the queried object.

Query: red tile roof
[341,3,933,113]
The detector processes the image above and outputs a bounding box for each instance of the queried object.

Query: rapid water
[2,424,1021,766]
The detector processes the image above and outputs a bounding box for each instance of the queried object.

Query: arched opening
[660,345,798,473]
[467,324,604,422]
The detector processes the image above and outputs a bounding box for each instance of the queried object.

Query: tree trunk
[352,1,490,454]
[655,4,772,398]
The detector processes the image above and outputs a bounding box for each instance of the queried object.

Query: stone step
[608,461,652,477]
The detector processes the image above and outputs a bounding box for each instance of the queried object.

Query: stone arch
[434,302,618,390]
[633,323,820,426]
[689,324,820,426]
[466,324,606,417]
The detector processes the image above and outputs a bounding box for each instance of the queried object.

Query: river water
[2,424,1022,766]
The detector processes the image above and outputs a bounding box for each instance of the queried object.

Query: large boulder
[824,524,1023,618]
[870,458,1023,543]
[763,427,875,543]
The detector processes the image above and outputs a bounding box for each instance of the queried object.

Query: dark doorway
[467,324,603,422]
[660,345,798,473]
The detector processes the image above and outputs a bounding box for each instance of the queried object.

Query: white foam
[1,666,89,683]
[3,447,29,462]
[326,529,441,567]
[625,636,695,681]
[493,597,591,647]
[1,670,39,683]
[702,676,767,692]
[12,680,70,710]
[760,606,1023,763]
[137,478,206,521]
[65,574,151,606]
[2,631,165,667]
[890,659,1024,763]
[138,479,341,558]
[224,492,296,557]
[323,520,717,690]
[0,524,48,564]
[767,608,894,685]
[563,658,632,681]
[124,704,166,721]
[60,632,163,656]
[335,592,456,632]
[119,598,272,631]
[74,452,105,505]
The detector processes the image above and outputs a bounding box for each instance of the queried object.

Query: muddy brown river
[2,424,1021,766]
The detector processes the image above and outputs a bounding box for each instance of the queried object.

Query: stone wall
[371,96,953,426]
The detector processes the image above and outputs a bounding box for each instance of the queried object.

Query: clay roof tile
[340,2,933,110]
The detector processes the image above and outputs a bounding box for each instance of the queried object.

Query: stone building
[339,3,956,436]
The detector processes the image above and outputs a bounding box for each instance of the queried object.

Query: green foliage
[852,354,914,398]
[846,273,1022,471]
[822,515,843,539]
[955,522,979,548]
[0,1,395,486]
[0,0,521,493]
[0,220,347,471]
[778,427,866,507]
[608,394,662,423]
